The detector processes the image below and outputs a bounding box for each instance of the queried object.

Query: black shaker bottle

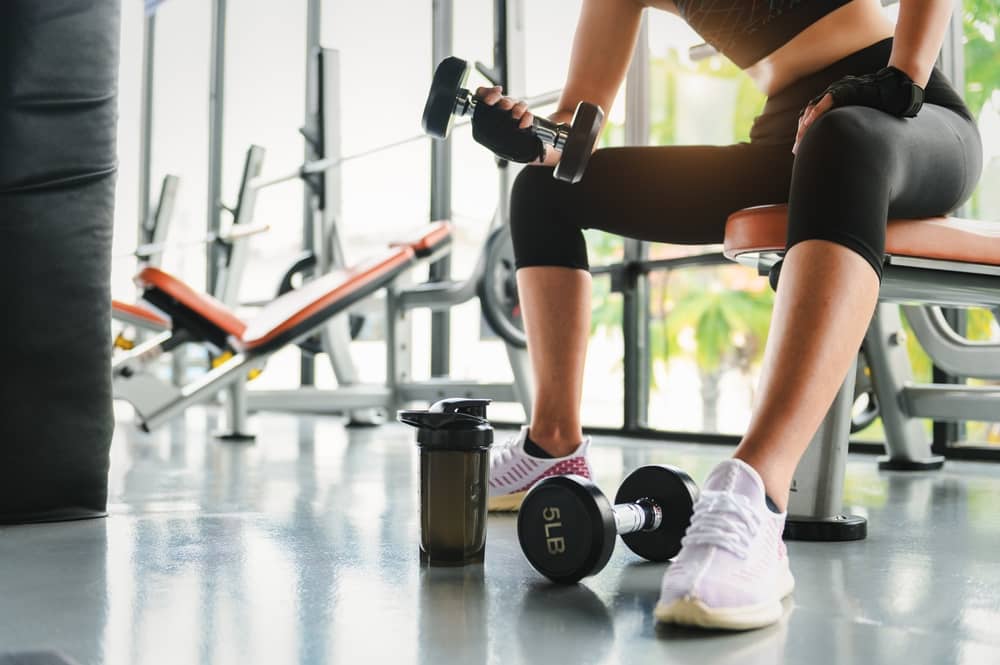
[398,398,493,565]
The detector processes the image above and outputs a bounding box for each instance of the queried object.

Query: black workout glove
[472,100,546,164]
[808,66,925,118]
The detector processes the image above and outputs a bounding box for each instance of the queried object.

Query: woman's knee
[788,108,901,278]
[796,107,893,165]
[509,165,589,270]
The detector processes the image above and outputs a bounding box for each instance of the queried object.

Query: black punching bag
[0,1,119,523]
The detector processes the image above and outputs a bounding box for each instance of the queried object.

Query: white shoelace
[680,490,762,559]
[490,436,520,473]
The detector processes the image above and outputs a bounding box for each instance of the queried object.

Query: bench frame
[740,249,1000,540]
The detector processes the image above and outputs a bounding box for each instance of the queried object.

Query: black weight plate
[517,475,616,584]
[422,57,469,139]
[477,224,527,349]
[615,465,698,562]
[553,102,604,184]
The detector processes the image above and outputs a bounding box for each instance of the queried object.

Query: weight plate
[517,475,616,584]
[554,102,604,184]
[478,224,527,348]
[615,465,698,562]
[422,57,469,139]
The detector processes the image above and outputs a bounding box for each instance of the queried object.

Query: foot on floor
[654,459,795,631]
[487,426,592,512]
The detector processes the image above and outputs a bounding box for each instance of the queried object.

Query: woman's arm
[477,0,645,166]
[888,0,956,86]
[555,0,646,123]
[793,0,957,152]
[537,0,645,165]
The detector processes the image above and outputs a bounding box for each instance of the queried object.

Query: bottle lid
[397,398,493,450]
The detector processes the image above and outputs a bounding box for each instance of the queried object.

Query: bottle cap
[397,398,493,450]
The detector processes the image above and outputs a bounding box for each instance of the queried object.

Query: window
[952,1,1000,447]
[643,11,771,434]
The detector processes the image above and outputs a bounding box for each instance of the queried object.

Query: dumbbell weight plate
[615,465,698,562]
[422,56,470,139]
[553,102,604,184]
[517,475,617,584]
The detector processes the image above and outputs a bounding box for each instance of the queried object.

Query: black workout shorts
[509,38,983,280]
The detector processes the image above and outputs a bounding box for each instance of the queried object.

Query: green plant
[963,0,1000,120]
[649,267,773,431]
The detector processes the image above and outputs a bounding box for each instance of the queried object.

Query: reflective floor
[2,407,1000,665]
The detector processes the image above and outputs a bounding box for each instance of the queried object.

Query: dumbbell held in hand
[421,56,604,184]
[517,465,698,584]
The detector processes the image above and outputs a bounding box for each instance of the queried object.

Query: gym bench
[724,204,1000,541]
[113,222,452,436]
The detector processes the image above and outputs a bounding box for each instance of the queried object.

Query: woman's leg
[734,240,878,509]
[657,103,979,630]
[516,267,592,456]
[507,144,796,457]
[734,104,982,509]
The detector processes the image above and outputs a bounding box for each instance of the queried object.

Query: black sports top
[676,0,854,68]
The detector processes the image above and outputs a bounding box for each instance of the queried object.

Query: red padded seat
[390,221,452,258]
[240,246,414,351]
[132,223,444,355]
[112,299,170,327]
[724,204,1000,267]
[135,268,247,337]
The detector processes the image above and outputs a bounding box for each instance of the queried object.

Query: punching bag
[0,0,120,523]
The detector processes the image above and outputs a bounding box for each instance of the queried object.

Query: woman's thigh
[509,141,797,269]
[787,104,982,275]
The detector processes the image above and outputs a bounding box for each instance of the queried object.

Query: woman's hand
[475,85,535,130]
[471,85,547,164]
[473,86,570,167]
[792,92,834,155]
[792,67,925,154]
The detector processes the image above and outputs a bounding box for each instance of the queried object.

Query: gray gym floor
[2,408,999,665]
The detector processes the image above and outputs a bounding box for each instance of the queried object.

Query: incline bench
[113,222,452,434]
[724,204,1000,541]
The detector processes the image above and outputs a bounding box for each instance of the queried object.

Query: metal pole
[429,0,454,377]
[931,5,967,452]
[138,12,156,244]
[622,14,650,430]
[207,0,227,295]
[301,0,322,386]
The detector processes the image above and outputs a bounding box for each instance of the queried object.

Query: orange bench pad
[724,204,1000,267]
[112,299,170,327]
[390,221,452,257]
[135,268,247,338]
[240,246,415,351]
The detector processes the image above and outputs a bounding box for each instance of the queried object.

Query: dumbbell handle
[455,90,570,152]
[613,499,663,536]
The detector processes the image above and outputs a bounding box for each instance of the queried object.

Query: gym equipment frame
[243,47,536,425]
[725,205,1000,541]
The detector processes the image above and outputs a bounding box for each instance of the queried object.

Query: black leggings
[510,39,982,279]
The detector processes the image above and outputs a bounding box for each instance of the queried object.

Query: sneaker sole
[487,491,527,512]
[654,572,795,631]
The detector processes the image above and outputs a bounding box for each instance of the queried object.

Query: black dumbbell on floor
[517,465,699,584]
[422,56,605,184]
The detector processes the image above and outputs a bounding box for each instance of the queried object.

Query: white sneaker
[487,426,593,512]
[654,459,795,631]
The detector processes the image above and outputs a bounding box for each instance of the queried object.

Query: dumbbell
[517,465,699,584]
[421,56,604,184]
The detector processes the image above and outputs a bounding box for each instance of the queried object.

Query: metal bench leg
[216,380,255,442]
[322,313,388,427]
[865,304,943,471]
[785,362,867,541]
